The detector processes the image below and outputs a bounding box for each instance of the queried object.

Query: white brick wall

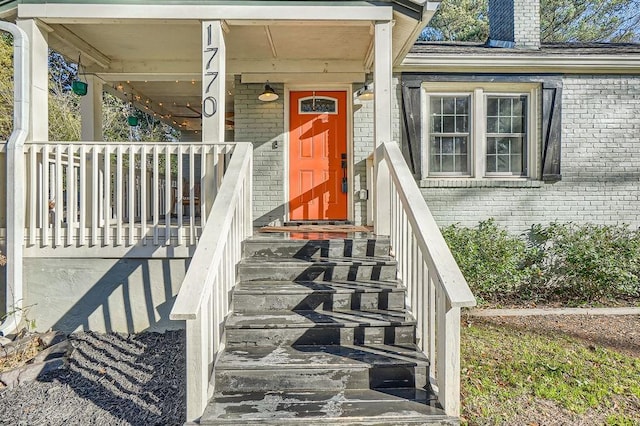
[352,87,375,226]
[234,78,285,226]
[352,77,402,225]
[418,75,640,233]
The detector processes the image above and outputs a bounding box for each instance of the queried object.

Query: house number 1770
[203,24,219,118]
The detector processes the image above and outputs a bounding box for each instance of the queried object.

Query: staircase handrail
[170,141,253,422]
[375,141,476,417]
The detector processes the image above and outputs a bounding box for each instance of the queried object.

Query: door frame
[284,84,354,222]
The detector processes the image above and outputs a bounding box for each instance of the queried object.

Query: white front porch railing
[23,141,233,248]
[374,141,476,417]
[169,142,253,422]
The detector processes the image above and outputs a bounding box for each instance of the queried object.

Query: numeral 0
[203,96,217,118]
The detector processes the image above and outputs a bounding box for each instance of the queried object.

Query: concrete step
[242,236,391,260]
[237,257,398,282]
[214,344,428,392]
[200,388,455,425]
[225,310,415,347]
[232,280,406,312]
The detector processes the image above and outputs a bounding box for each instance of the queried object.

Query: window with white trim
[422,83,539,180]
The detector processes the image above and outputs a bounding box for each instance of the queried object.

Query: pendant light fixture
[258,82,279,102]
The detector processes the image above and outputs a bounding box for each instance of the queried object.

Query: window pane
[456,116,468,133]
[499,98,512,115]
[442,97,455,114]
[441,137,454,153]
[487,117,499,133]
[443,116,455,133]
[486,155,496,173]
[456,97,468,114]
[300,97,337,113]
[441,155,454,171]
[487,97,498,116]
[456,155,468,173]
[511,138,523,154]
[497,155,510,172]
[486,138,496,154]
[497,138,510,154]
[499,117,511,133]
[430,153,441,172]
[430,98,442,114]
[512,98,523,116]
[511,154,523,174]
[512,115,523,133]
[455,137,468,154]
[431,115,442,133]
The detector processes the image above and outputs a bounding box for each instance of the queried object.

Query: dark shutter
[541,81,563,182]
[401,80,422,176]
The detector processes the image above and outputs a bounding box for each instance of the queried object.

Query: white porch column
[80,74,104,141]
[201,21,226,216]
[373,20,393,235]
[17,19,49,142]
[374,20,393,146]
[201,21,226,143]
[80,75,104,232]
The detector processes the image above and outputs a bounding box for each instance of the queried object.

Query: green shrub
[529,222,640,302]
[441,219,535,304]
[443,220,640,306]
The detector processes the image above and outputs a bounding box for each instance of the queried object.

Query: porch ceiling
[44,19,377,132]
[32,3,438,133]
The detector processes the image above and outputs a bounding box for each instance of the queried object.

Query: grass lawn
[460,319,640,425]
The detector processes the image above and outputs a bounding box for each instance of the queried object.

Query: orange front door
[289,91,348,221]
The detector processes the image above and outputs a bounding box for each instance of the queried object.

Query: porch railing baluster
[373,141,476,417]
[20,141,231,250]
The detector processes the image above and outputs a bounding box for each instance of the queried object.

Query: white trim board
[400,54,640,74]
[18,4,393,22]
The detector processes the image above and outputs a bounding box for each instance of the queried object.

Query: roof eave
[0,0,18,20]
[399,53,640,74]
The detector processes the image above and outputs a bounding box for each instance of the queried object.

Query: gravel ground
[0,331,185,426]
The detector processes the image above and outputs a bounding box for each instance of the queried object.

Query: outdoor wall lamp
[258,83,279,102]
[356,83,374,101]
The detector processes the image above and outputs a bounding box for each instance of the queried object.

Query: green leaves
[541,0,640,42]
[443,220,640,306]
[423,0,640,42]
[421,0,489,42]
[442,219,534,304]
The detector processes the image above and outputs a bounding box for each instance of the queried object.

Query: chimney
[488,0,540,49]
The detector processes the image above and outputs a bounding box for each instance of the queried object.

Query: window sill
[419,178,544,188]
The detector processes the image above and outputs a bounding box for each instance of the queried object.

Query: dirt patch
[470,314,640,358]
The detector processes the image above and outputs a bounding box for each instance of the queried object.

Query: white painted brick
[419,75,640,233]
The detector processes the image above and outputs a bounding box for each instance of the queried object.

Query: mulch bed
[0,330,185,426]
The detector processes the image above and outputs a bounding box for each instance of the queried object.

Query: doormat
[259,224,372,233]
